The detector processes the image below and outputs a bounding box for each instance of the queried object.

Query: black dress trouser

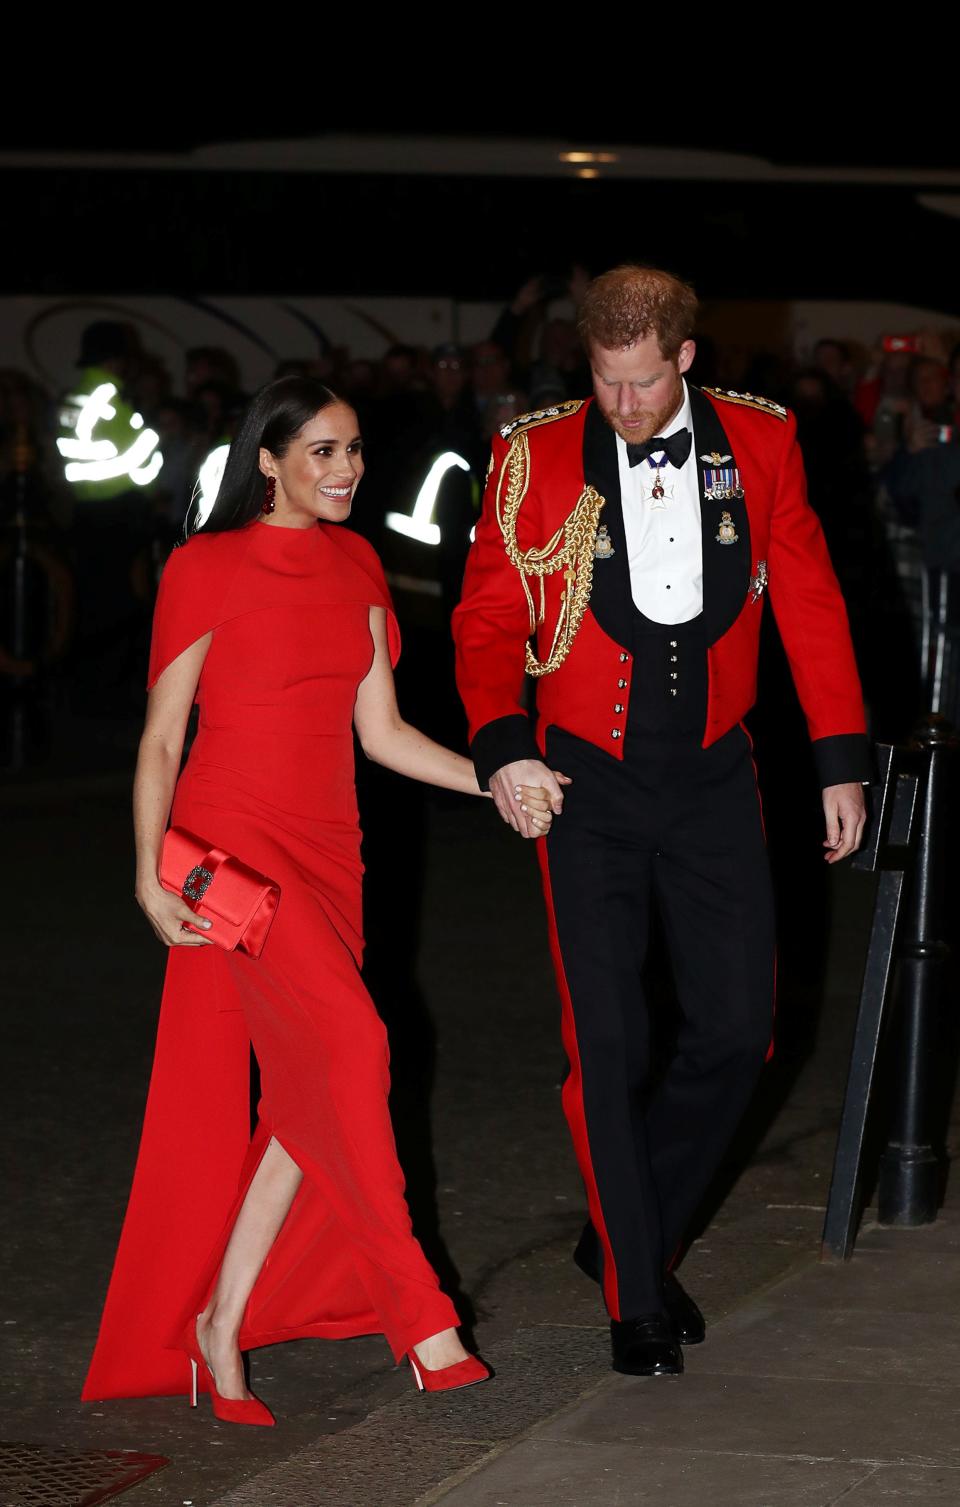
[541,721,776,1321]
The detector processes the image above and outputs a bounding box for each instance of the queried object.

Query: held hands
[136,880,214,947]
[490,760,573,840]
[822,782,867,864]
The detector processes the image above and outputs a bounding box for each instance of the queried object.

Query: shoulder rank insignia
[499,398,584,442]
[703,388,788,421]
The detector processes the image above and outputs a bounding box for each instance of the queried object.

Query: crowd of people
[0,274,958,752]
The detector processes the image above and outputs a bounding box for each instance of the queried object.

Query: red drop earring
[262,476,277,515]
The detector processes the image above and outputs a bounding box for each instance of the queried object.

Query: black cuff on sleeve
[813,733,875,788]
[470,714,541,790]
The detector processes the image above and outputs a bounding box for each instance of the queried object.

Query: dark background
[6,170,958,304]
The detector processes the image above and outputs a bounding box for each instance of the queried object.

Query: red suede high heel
[183,1316,275,1427]
[406,1348,490,1393]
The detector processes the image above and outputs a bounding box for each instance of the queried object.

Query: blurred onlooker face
[194,382,231,437]
[341,360,375,399]
[380,346,418,394]
[482,391,528,441]
[541,318,580,370]
[879,350,913,399]
[912,359,949,415]
[155,400,190,444]
[430,347,468,408]
[0,369,43,433]
[793,374,830,410]
[471,341,511,399]
[185,347,239,398]
[132,357,171,416]
[813,339,849,387]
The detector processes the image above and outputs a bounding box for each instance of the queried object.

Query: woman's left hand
[517,784,556,836]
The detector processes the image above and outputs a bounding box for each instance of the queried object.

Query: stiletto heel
[406,1349,490,1394]
[181,1316,275,1427]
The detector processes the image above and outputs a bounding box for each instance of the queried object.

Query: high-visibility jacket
[58,365,163,502]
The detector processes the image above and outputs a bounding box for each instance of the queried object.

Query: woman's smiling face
[260,402,364,526]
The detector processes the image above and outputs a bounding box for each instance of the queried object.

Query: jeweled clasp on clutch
[183,865,214,901]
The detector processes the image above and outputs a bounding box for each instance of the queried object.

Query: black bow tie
[626,428,692,469]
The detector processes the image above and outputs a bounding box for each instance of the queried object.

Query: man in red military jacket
[452,265,869,1379]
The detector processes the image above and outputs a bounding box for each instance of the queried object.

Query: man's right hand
[489,760,571,839]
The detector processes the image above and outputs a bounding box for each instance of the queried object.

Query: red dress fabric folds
[82,520,457,1403]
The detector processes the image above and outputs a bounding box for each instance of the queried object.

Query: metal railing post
[878,718,958,1225]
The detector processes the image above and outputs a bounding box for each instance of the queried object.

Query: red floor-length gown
[82,518,459,1402]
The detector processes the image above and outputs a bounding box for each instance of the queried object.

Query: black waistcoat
[581,390,749,744]
[628,610,707,737]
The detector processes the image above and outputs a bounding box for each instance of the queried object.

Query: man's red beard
[599,372,685,445]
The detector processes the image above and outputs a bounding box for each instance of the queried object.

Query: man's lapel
[582,400,633,647]
[689,386,751,644]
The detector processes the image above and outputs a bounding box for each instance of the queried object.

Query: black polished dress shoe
[611,1314,684,1376]
[663,1270,706,1346]
[575,1226,706,1342]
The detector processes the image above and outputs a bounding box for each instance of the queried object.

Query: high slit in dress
[82,518,459,1402]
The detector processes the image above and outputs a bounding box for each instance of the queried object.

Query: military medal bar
[700,451,743,502]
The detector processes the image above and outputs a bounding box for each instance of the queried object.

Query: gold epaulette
[499,398,585,442]
[703,387,788,421]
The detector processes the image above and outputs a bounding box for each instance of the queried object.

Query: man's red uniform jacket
[452,386,871,789]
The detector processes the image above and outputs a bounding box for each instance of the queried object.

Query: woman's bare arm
[134,633,215,944]
[353,608,483,796]
[354,608,554,832]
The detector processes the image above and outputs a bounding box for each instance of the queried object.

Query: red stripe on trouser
[536,842,622,1321]
[740,720,778,1063]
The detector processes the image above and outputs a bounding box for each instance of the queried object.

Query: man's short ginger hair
[578,265,699,359]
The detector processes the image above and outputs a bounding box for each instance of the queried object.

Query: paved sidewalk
[424,1199,960,1506]
[5,741,958,1506]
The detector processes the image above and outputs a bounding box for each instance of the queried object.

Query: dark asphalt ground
[2,662,957,1506]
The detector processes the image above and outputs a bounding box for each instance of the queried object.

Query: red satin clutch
[159,826,280,957]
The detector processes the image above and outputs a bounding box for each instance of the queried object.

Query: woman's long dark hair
[189,376,339,535]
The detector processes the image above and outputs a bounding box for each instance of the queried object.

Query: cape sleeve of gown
[147,530,249,689]
[331,527,402,668]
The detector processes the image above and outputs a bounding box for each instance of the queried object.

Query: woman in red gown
[82,378,556,1423]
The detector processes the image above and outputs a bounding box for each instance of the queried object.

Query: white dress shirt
[616,380,702,625]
